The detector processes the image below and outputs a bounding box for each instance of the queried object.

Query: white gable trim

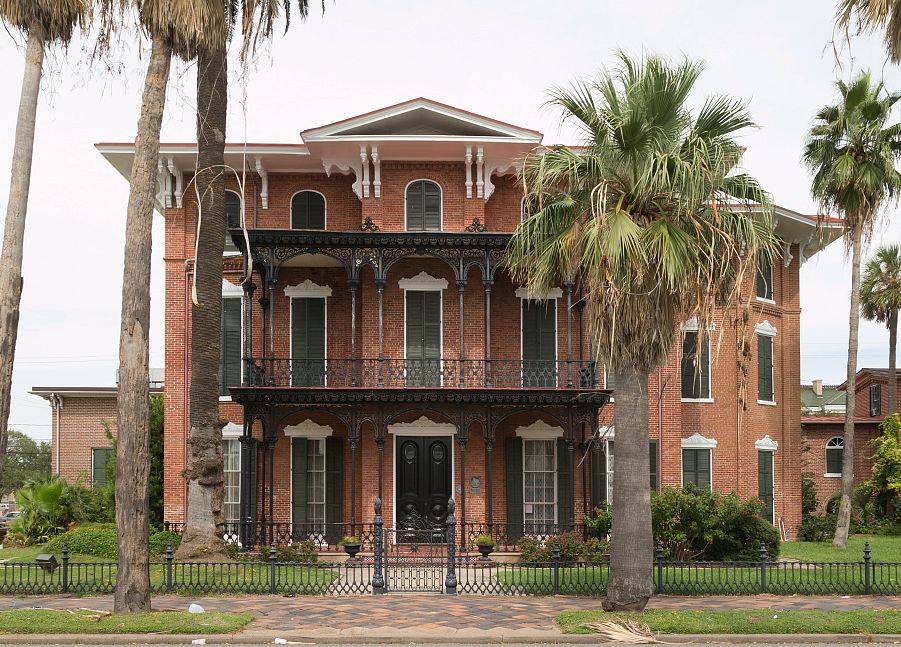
[283,419,334,439]
[755,320,778,337]
[755,435,779,452]
[388,415,457,436]
[515,286,563,300]
[222,422,243,439]
[222,279,243,297]
[515,420,565,440]
[681,433,718,449]
[284,279,332,298]
[398,271,449,291]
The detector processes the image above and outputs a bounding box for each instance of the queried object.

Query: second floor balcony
[242,357,599,390]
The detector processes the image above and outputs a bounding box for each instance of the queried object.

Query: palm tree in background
[507,53,779,610]
[804,71,901,548]
[837,0,901,62]
[861,244,901,413]
[0,0,90,516]
[179,0,325,559]
[96,0,225,612]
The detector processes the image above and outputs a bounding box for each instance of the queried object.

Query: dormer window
[405,180,441,231]
[291,190,326,230]
[224,190,241,254]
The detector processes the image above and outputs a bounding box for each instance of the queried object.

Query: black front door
[395,436,452,529]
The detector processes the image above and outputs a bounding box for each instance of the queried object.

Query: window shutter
[423,181,441,230]
[649,440,658,491]
[325,437,344,544]
[291,438,309,533]
[758,335,773,401]
[406,182,424,230]
[699,334,710,398]
[589,445,606,509]
[681,332,697,398]
[556,438,573,531]
[219,298,242,396]
[423,292,441,360]
[757,450,774,522]
[505,436,523,541]
[756,253,773,300]
[292,298,326,386]
[697,449,711,489]
[522,301,556,387]
[92,448,112,487]
[225,191,241,229]
[405,292,423,360]
[291,191,326,230]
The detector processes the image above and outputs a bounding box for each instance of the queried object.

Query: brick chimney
[812,379,823,397]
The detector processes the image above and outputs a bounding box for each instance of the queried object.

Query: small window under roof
[336,108,512,137]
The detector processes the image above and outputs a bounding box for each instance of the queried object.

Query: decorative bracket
[255,157,269,209]
[371,145,381,198]
[167,157,182,208]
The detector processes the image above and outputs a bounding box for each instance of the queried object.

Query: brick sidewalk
[3,594,899,632]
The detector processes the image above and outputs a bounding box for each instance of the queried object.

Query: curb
[0,633,899,645]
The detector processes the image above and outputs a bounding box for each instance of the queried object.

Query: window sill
[824,473,842,478]
[681,397,714,403]
[223,250,242,257]
[219,395,233,402]
[757,400,777,407]
[755,297,776,305]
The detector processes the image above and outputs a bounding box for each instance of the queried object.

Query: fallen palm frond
[581,618,663,643]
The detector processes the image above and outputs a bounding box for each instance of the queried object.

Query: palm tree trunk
[176,41,228,559]
[603,364,654,611]
[0,26,44,491]
[114,33,172,613]
[888,310,897,414]
[834,224,863,548]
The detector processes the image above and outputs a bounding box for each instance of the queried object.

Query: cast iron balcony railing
[240,357,599,390]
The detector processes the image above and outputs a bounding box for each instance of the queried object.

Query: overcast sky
[2,0,900,441]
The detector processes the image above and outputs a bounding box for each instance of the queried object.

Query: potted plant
[473,534,497,559]
[338,535,361,559]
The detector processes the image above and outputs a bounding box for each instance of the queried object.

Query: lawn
[0,609,252,634]
[557,609,901,635]
[780,535,901,562]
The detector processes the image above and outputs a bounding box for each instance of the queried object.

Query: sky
[1,0,900,441]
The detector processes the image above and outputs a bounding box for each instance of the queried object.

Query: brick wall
[50,395,117,485]
[800,421,881,512]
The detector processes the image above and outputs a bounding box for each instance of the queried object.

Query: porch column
[457,278,466,386]
[267,269,277,368]
[375,434,385,503]
[242,280,255,369]
[456,415,468,539]
[483,279,493,387]
[566,438,575,531]
[349,432,359,527]
[258,438,268,545]
[258,271,269,384]
[349,278,358,386]
[484,406,494,526]
[239,428,256,548]
[565,281,574,387]
[267,437,276,538]
[376,278,385,386]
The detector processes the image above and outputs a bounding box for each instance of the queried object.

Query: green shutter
[649,440,658,491]
[589,445,606,509]
[406,180,440,231]
[325,437,343,545]
[219,298,242,396]
[92,448,112,487]
[291,297,326,386]
[291,191,325,230]
[505,436,524,540]
[405,291,440,386]
[826,442,843,475]
[556,438,573,530]
[756,253,773,300]
[683,448,711,490]
[291,438,309,532]
[522,300,556,387]
[758,335,773,402]
[757,450,774,523]
[225,191,241,228]
[681,332,709,399]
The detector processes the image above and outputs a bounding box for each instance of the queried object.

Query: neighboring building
[801,379,846,416]
[800,368,892,511]
[97,98,840,545]
[30,372,163,486]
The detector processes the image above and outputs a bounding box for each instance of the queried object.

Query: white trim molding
[596,425,614,440]
[398,271,449,291]
[284,279,333,298]
[515,286,563,300]
[681,432,718,449]
[755,320,778,337]
[755,435,778,452]
[222,279,244,297]
[515,420,565,440]
[283,419,334,439]
[388,415,457,436]
[222,422,243,439]
[682,316,717,332]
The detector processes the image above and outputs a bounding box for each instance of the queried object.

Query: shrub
[272,540,318,563]
[516,536,550,563]
[801,473,818,518]
[149,530,182,556]
[547,531,584,562]
[10,478,80,545]
[46,523,118,559]
[581,537,609,565]
[584,504,612,538]
[798,513,835,542]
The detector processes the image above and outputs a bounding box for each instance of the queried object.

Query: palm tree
[508,53,778,610]
[862,245,901,414]
[804,71,901,548]
[0,0,90,515]
[178,0,323,559]
[96,0,224,612]
[837,0,901,63]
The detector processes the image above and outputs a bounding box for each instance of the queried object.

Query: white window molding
[388,415,457,436]
[681,432,718,449]
[755,320,777,337]
[515,419,565,439]
[222,278,244,297]
[596,424,614,440]
[755,435,778,452]
[515,286,563,300]
[682,316,717,332]
[283,419,334,439]
[284,279,333,298]
[222,422,244,439]
[398,271,449,291]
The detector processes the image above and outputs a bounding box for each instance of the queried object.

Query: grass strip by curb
[556,609,901,635]
[0,609,252,634]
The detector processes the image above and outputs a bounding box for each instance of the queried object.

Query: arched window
[825,437,844,476]
[291,190,326,230]
[224,190,242,254]
[405,180,441,231]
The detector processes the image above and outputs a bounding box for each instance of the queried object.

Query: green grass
[780,535,901,563]
[0,609,251,634]
[557,609,901,635]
